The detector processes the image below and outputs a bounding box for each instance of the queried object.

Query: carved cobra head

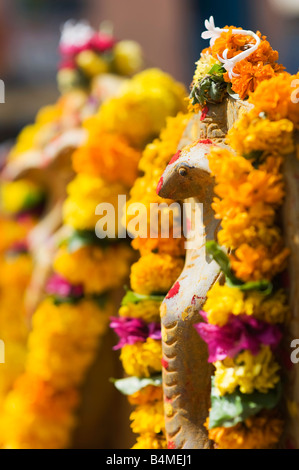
[157,139,221,201]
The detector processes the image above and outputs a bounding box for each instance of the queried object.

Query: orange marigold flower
[72,132,141,187]
[132,236,185,257]
[211,26,255,60]
[248,72,299,128]
[225,61,279,100]
[230,243,290,282]
[207,410,283,449]
[128,385,163,406]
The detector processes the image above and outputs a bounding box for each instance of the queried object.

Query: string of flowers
[0,182,45,417]
[0,69,187,449]
[110,111,190,449]
[189,18,284,113]
[194,72,299,449]
[0,21,145,447]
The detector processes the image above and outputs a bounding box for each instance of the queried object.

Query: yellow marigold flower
[203,283,289,326]
[63,174,128,231]
[120,338,162,377]
[248,72,299,128]
[97,68,187,148]
[230,242,290,282]
[227,115,295,156]
[0,378,76,449]
[132,433,168,449]
[130,400,165,435]
[138,112,190,173]
[72,131,141,187]
[218,216,282,250]
[128,385,163,405]
[0,343,27,398]
[54,244,132,295]
[0,217,34,253]
[130,253,184,295]
[207,410,283,449]
[193,51,221,85]
[119,300,161,323]
[132,236,185,257]
[26,298,113,388]
[1,179,44,215]
[214,346,280,395]
[8,103,63,159]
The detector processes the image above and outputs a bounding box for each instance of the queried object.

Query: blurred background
[0,0,298,148]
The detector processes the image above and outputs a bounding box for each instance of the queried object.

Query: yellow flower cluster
[204,283,289,327]
[119,300,161,324]
[130,401,165,435]
[97,69,187,148]
[227,116,295,157]
[1,180,44,215]
[132,433,167,450]
[26,298,112,388]
[0,254,32,407]
[63,174,128,232]
[115,112,188,449]
[192,51,221,85]
[0,297,113,449]
[120,338,162,378]
[130,253,184,295]
[54,244,133,295]
[214,346,280,395]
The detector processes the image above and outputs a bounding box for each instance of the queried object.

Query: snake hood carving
[156,101,249,449]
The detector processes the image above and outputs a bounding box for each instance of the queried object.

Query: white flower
[201,16,223,47]
[60,19,95,48]
[201,17,261,80]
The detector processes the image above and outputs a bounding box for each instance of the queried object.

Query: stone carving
[157,97,251,449]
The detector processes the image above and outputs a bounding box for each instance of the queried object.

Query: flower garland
[0,69,187,448]
[110,112,191,449]
[194,72,299,449]
[189,18,284,111]
[0,182,45,417]
[0,21,146,447]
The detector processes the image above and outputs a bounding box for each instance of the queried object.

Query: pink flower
[89,33,116,52]
[194,311,282,362]
[46,274,84,298]
[110,316,161,350]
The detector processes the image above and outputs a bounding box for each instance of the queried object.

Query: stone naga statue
[157,97,251,449]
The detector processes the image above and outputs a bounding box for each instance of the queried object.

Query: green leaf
[209,378,282,429]
[206,241,272,294]
[121,289,165,306]
[67,230,110,252]
[207,64,226,77]
[110,375,162,396]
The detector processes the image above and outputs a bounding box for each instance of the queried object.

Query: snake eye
[178,167,188,177]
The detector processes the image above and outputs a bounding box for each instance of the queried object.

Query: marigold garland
[0,67,187,449]
[110,112,189,449]
[195,71,299,449]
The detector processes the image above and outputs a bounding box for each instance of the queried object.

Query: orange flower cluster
[72,129,141,187]
[208,27,284,99]
[207,410,283,449]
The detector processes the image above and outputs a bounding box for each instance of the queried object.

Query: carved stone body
[158,98,250,449]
